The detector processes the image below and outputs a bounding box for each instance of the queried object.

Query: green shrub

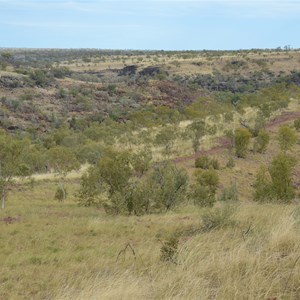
[226,156,235,168]
[195,156,210,169]
[201,204,237,231]
[253,154,296,203]
[211,158,220,170]
[234,128,252,158]
[189,169,219,207]
[54,185,67,202]
[160,235,179,263]
[294,118,300,131]
[253,166,272,202]
[277,125,298,152]
[218,183,239,202]
[195,156,220,170]
[269,153,296,202]
[253,130,270,153]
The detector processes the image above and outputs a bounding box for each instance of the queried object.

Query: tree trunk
[1,190,5,209]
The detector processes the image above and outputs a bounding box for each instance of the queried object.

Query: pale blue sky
[0,0,299,50]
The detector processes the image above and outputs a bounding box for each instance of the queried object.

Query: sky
[0,0,300,50]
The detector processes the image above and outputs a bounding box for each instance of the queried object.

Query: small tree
[149,163,188,211]
[47,146,80,201]
[234,128,252,158]
[0,133,32,209]
[77,149,133,213]
[277,125,298,152]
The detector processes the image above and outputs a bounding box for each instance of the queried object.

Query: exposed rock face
[118,65,138,76]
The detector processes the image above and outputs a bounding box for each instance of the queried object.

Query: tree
[0,132,32,209]
[234,128,252,158]
[47,146,80,201]
[277,125,298,152]
[77,149,133,213]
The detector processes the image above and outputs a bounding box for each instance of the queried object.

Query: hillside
[1,48,300,300]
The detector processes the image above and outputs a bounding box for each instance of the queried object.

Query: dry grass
[57,204,300,300]
[1,179,300,299]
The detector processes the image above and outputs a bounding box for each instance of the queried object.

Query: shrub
[253,130,269,153]
[195,156,210,169]
[269,153,296,202]
[218,183,239,202]
[294,118,300,131]
[189,169,219,207]
[149,163,188,211]
[234,128,252,158]
[201,204,237,231]
[277,125,298,152]
[77,168,110,207]
[253,166,272,202]
[160,235,179,263]
[226,156,235,168]
[54,185,67,202]
[253,154,296,203]
[211,158,220,170]
[251,111,266,137]
[195,155,220,170]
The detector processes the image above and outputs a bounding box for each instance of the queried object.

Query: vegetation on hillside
[1,48,300,299]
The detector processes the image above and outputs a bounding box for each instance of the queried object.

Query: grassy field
[1,178,300,300]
